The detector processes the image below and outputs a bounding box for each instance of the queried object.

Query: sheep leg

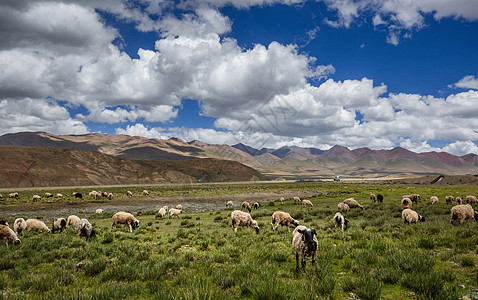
[301,258,306,269]
[295,253,300,272]
[128,224,132,232]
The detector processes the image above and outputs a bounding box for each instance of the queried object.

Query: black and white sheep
[253,202,260,209]
[271,211,299,232]
[0,225,21,246]
[231,210,259,234]
[9,192,18,198]
[450,204,478,224]
[76,219,96,241]
[241,201,252,212]
[343,198,363,210]
[402,208,425,224]
[26,219,51,233]
[52,217,67,233]
[72,192,83,199]
[292,225,318,272]
[32,195,41,201]
[107,193,113,200]
[430,196,438,204]
[333,212,349,231]
[404,194,421,203]
[226,201,233,208]
[126,191,133,197]
[45,192,53,198]
[13,218,27,235]
[112,212,140,232]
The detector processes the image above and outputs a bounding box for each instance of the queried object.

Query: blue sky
[1,0,478,155]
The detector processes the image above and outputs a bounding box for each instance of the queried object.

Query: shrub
[84,258,109,276]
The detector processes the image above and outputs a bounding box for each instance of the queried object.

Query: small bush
[460,255,475,267]
[84,258,108,276]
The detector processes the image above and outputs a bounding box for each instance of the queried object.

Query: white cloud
[115,123,169,139]
[450,75,478,90]
[443,141,478,156]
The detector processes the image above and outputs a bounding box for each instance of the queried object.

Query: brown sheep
[271,211,299,232]
[231,210,259,234]
[293,197,301,204]
[445,195,454,204]
[337,203,350,212]
[241,201,252,212]
[465,195,478,204]
[0,225,21,246]
[112,212,140,232]
[343,198,363,210]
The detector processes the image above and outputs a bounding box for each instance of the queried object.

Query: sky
[1,0,478,155]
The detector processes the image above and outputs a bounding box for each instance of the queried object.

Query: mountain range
[1,131,478,180]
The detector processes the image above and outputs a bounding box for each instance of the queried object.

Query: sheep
[302,200,313,207]
[101,191,108,198]
[76,219,96,241]
[45,192,53,198]
[158,206,168,218]
[56,193,63,198]
[293,197,301,204]
[9,192,18,198]
[126,191,133,197]
[430,196,438,205]
[0,221,8,226]
[226,201,233,208]
[13,218,27,235]
[32,195,41,201]
[67,215,81,227]
[271,211,299,232]
[401,197,413,210]
[292,225,318,272]
[337,202,350,212]
[112,212,140,232]
[377,194,384,202]
[405,194,421,203]
[0,194,2,198]
[253,202,260,209]
[450,204,478,224]
[241,201,252,213]
[333,212,349,231]
[465,195,478,204]
[456,197,463,205]
[107,193,113,200]
[72,192,83,199]
[280,197,285,204]
[343,198,363,210]
[402,208,425,224]
[176,204,183,211]
[169,208,182,219]
[142,190,150,196]
[370,193,376,202]
[52,217,67,233]
[95,209,104,214]
[231,210,259,234]
[88,191,99,198]
[26,219,51,233]
[0,225,21,246]
[445,195,454,204]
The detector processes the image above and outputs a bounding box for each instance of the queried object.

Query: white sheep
[126,191,133,197]
[445,195,454,204]
[292,225,317,272]
[56,193,63,198]
[142,190,150,196]
[333,212,349,231]
[343,198,363,210]
[226,201,233,208]
[13,218,27,235]
[112,212,140,232]
[231,210,259,234]
[67,215,81,227]
[337,203,350,212]
[158,206,168,218]
[32,195,41,201]
[293,197,301,204]
[107,193,113,200]
[465,195,478,204]
[402,208,425,224]
[302,200,313,207]
[280,197,285,204]
[430,196,438,204]
[401,197,413,210]
[450,204,478,224]
[370,193,376,202]
[95,209,104,214]
[271,211,299,232]
[169,208,182,219]
[89,191,99,199]
[9,192,18,198]
[26,219,51,233]
[76,218,95,241]
[253,202,260,209]
[45,192,53,198]
[176,204,183,211]
[52,217,67,233]
[0,225,21,246]
[241,201,251,213]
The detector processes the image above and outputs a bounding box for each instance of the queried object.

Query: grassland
[0,181,477,299]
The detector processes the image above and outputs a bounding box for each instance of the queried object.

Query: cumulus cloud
[450,75,478,90]
[443,141,478,156]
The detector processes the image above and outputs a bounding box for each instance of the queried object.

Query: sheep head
[293,219,300,227]
[132,220,140,230]
[252,220,259,234]
[418,215,425,222]
[298,228,317,252]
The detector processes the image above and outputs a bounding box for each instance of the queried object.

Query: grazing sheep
[72,192,83,199]
[430,196,438,205]
[89,191,99,198]
[253,202,260,209]
[52,218,67,233]
[293,197,301,204]
[465,195,478,204]
[271,211,299,232]
[45,192,53,198]
[401,197,413,210]
[112,212,140,232]
[0,221,8,226]
[370,193,376,202]
[32,195,41,201]
[405,194,421,203]
[337,202,350,212]
[13,218,27,235]
[169,208,182,219]
[0,194,2,199]
[456,197,463,205]
[142,190,150,196]
[95,209,104,214]
[333,212,349,231]
[343,198,363,210]
[226,201,233,208]
[402,209,425,224]
[26,219,51,233]
[0,225,21,246]
[101,192,108,198]
[126,191,133,197]
[292,225,318,272]
[241,201,252,213]
[231,210,259,234]
[445,195,454,204]
[56,193,63,198]
[377,194,383,202]
[280,197,285,204]
[450,204,478,224]
[67,215,81,227]
[302,200,313,207]
[9,192,18,198]
[158,206,168,218]
[76,219,96,241]
[107,193,113,200]
[176,204,183,211]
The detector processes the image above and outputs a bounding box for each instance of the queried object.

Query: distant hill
[1,131,478,179]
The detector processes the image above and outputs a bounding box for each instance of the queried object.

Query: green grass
[0,181,477,299]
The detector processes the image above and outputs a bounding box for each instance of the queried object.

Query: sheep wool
[333,212,349,231]
[253,202,260,209]
[0,225,21,246]
[231,210,259,234]
[401,197,413,210]
[26,219,51,233]
[465,195,478,204]
[280,197,285,204]
[169,208,182,219]
[158,207,168,218]
[302,200,313,207]
[293,197,301,204]
[292,225,318,272]
[112,212,140,232]
[456,197,463,205]
[13,218,27,235]
[76,219,95,241]
[67,215,81,227]
[176,204,183,211]
[52,218,67,233]
[402,209,425,224]
[32,195,41,201]
[226,201,233,208]
[343,198,363,210]
[241,201,251,212]
[445,195,454,204]
[337,203,350,212]
[370,194,376,202]
[96,209,104,214]
[430,196,438,204]
[271,211,299,232]
[450,204,478,224]
[142,190,150,196]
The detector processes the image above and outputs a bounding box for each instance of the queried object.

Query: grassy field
[0,181,477,299]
